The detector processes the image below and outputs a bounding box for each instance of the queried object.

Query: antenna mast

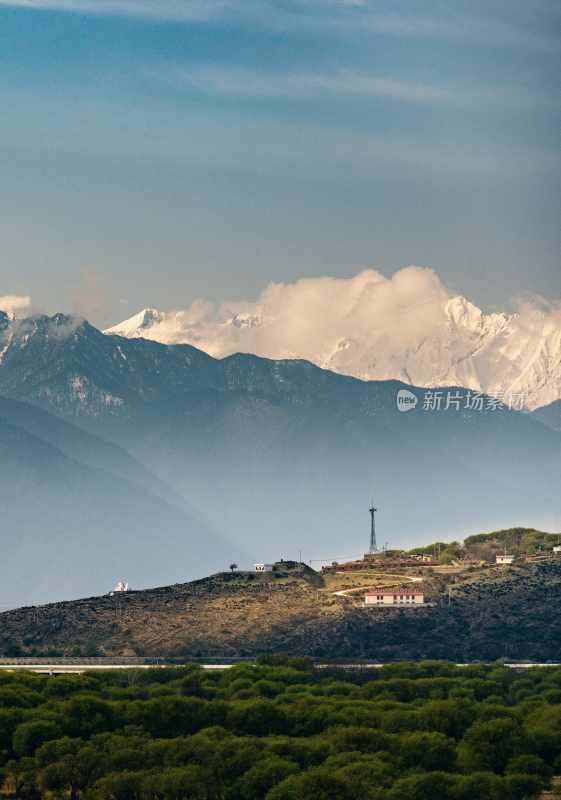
[369,503,378,554]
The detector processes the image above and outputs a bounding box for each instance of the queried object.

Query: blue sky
[0,0,559,324]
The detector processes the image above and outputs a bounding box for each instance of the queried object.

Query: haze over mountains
[106,268,561,412]
[1,306,560,604]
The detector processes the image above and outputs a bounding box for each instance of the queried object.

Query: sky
[0,0,560,327]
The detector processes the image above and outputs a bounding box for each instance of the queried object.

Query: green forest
[1,659,561,800]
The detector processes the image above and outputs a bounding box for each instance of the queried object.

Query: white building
[110,580,130,594]
[496,554,515,565]
[553,546,561,554]
[364,589,425,606]
[254,563,274,572]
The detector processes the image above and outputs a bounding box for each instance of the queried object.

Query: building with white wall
[496,554,515,565]
[364,588,425,606]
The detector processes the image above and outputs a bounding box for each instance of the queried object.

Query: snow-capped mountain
[105,269,561,411]
[2,309,561,565]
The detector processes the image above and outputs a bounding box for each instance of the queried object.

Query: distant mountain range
[106,285,561,412]
[0,390,242,608]
[0,310,560,606]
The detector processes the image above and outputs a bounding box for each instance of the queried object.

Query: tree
[88,770,144,800]
[503,773,542,800]
[13,719,62,757]
[266,768,354,800]
[387,771,459,800]
[237,756,299,799]
[3,757,41,800]
[453,772,504,800]
[140,766,208,800]
[230,563,239,572]
[63,696,116,738]
[40,746,103,800]
[228,700,287,737]
[0,707,25,752]
[459,718,523,773]
[505,754,551,781]
[396,732,456,772]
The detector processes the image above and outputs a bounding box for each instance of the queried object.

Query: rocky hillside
[2,557,561,662]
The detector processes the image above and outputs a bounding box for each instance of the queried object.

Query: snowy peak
[102,269,561,410]
[445,296,511,338]
[106,308,166,338]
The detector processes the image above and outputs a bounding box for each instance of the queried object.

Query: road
[0,663,235,674]
[1,661,559,674]
[333,573,423,598]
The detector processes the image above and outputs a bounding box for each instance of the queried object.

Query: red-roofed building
[364,588,425,606]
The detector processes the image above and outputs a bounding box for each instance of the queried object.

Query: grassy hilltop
[408,528,561,565]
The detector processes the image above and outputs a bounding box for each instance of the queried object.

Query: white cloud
[0,295,32,318]
[108,267,456,360]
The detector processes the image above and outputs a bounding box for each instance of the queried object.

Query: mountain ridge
[1,311,560,595]
[104,283,561,411]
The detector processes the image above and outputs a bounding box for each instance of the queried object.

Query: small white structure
[364,589,425,606]
[553,546,561,554]
[496,554,515,565]
[254,564,273,573]
[111,580,130,594]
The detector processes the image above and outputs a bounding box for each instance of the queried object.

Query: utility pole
[369,504,378,554]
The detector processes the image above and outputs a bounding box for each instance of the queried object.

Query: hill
[2,548,561,662]
[408,527,561,564]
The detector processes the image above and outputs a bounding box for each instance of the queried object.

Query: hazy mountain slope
[533,399,561,432]
[0,415,243,608]
[105,283,561,411]
[0,395,187,508]
[1,313,560,566]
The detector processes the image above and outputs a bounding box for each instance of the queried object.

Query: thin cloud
[166,67,455,105]
[161,65,561,111]
[1,83,558,178]
[0,1,558,53]
[0,0,227,20]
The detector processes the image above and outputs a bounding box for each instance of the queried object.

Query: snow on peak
[446,296,511,338]
[106,308,165,338]
[446,296,484,329]
[103,268,561,410]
